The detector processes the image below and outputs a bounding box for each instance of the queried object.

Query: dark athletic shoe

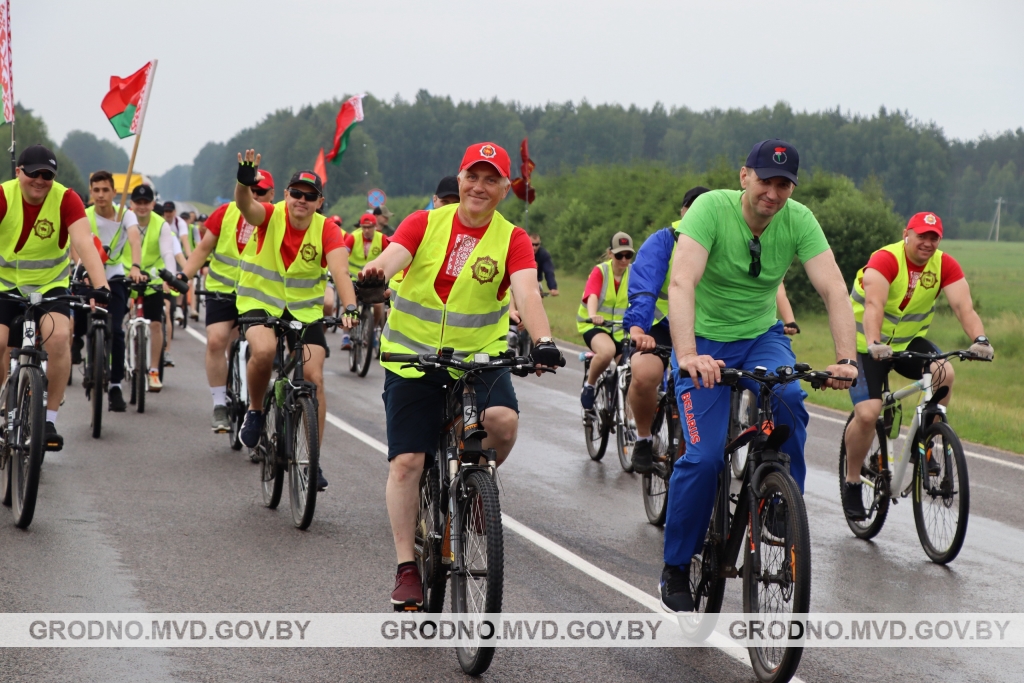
[580,385,596,410]
[843,482,868,521]
[391,563,423,611]
[317,467,329,492]
[925,446,942,476]
[631,439,655,474]
[45,421,64,452]
[659,563,694,613]
[108,386,127,412]
[239,410,263,449]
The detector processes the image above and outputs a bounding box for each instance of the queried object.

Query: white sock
[636,435,652,443]
[210,385,227,407]
[584,382,595,390]
[149,367,158,374]
[46,410,58,425]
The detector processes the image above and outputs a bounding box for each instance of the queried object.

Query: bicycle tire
[643,398,672,525]
[135,328,146,414]
[90,329,104,439]
[730,390,757,479]
[912,421,969,564]
[581,361,609,460]
[11,367,45,529]
[288,396,320,530]
[838,412,890,539]
[1,378,14,507]
[680,473,728,642]
[347,318,360,373]
[743,470,811,683]
[158,327,166,383]
[416,466,447,612]
[259,394,284,508]
[615,383,636,473]
[452,469,503,676]
[227,344,244,451]
[358,307,373,377]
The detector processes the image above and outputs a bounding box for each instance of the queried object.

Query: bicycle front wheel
[743,470,811,683]
[11,368,46,529]
[227,345,244,451]
[288,396,320,530]
[259,396,284,508]
[913,421,969,564]
[416,466,447,612]
[1,379,14,507]
[452,469,503,676]
[135,328,146,414]
[357,309,374,377]
[90,330,104,439]
[348,319,361,373]
[582,363,608,461]
[838,412,890,539]
[615,385,637,473]
[730,390,757,479]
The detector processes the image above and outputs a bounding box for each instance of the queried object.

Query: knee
[207,332,229,354]
[938,362,955,386]
[45,326,71,351]
[389,453,424,482]
[248,342,274,366]
[484,408,518,443]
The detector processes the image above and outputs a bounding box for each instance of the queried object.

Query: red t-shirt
[203,202,258,256]
[243,203,345,270]
[391,210,536,303]
[582,263,623,302]
[343,230,390,256]
[865,250,965,310]
[1,188,87,252]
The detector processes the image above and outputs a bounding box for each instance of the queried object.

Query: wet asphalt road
[2,326,1024,682]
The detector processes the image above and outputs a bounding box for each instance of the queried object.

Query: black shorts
[239,308,327,350]
[582,328,624,357]
[142,292,166,322]
[383,368,518,461]
[205,297,238,327]
[850,337,941,404]
[0,287,72,347]
[646,320,673,369]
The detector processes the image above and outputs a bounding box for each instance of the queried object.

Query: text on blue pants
[664,322,808,568]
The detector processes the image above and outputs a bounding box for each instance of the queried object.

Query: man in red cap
[842,211,992,520]
[360,141,564,610]
[177,169,276,432]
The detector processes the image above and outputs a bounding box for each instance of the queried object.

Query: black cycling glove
[237,159,260,187]
[784,321,800,334]
[91,287,111,305]
[530,340,565,368]
[342,304,359,322]
[355,274,387,304]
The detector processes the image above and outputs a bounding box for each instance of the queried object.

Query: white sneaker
[173,308,184,322]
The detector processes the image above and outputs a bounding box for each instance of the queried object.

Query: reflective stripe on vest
[234,202,328,323]
[0,179,71,294]
[851,241,941,353]
[379,203,513,378]
[577,261,630,341]
[348,229,383,277]
[207,203,251,294]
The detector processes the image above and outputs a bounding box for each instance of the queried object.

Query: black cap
[287,170,323,195]
[153,202,164,214]
[434,175,460,200]
[198,214,208,221]
[131,184,155,202]
[682,186,711,208]
[162,201,176,212]
[18,144,58,175]
[745,139,800,185]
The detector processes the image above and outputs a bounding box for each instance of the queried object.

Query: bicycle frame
[124,293,151,382]
[883,370,942,497]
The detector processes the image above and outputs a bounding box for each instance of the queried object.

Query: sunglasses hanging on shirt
[748,237,762,278]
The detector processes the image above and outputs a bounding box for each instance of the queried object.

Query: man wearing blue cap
[659,139,858,612]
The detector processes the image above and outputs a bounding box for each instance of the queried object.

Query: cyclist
[373,205,395,236]
[130,184,184,392]
[0,145,110,448]
[660,139,858,612]
[841,211,992,519]
[73,170,145,412]
[341,213,390,350]
[359,141,563,610]
[177,171,274,431]
[579,231,633,408]
[233,153,358,491]
[531,232,559,296]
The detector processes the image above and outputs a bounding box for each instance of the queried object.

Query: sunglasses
[748,237,761,278]
[25,169,55,181]
[614,251,634,260]
[531,242,541,248]
[288,188,320,202]
[252,187,271,197]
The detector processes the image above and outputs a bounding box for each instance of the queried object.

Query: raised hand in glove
[355,268,387,304]
[530,339,565,369]
[868,341,892,361]
[236,149,263,187]
[968,338,994,360]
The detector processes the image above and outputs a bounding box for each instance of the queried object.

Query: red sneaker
[391,564,423,610]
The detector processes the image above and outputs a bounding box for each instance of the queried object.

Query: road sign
[367,189,387,208]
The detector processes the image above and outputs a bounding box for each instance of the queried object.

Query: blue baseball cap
[745,139,800,185]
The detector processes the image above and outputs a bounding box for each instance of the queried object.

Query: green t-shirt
[677,189,829,342]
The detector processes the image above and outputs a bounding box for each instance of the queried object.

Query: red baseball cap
[359,213,377,227]
[255,169,274,190]
[907,212,943,237]
[459,142,511,178]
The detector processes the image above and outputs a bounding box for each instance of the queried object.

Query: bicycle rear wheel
[259,395,284,508]
[615,384,637,472]
[582,362,609,461]
[135,329,146,413]
[1,379,14,507]
[90,330,104,439]
[913,421,969,564]
[357,308,373,377]
[452,469,503,676]
[416,466,447,612]
[11,368,46,529]
[680,479,727,642]
[838,412,890,539]
[743,470,811,683]
[642,399,673,525]
[288,396,320,529]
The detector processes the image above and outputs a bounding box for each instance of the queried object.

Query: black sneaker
[108,386,127,412]
[660,563,694,613]
[631,439,655,474]
[239,410,263,449]
[580,385,596,410]
[45,421,64,452]
[317,467,329,492]
[843,482,868,521]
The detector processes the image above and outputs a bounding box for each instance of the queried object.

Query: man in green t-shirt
[658,139,858,613]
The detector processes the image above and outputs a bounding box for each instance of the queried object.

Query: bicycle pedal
[393,603,422,613]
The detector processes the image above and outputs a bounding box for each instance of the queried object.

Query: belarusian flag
[0,0,14,124]
[314,148,328,186]
[101,61,154,139]
[325,94,365,165]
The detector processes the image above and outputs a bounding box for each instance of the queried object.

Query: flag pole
[8,118,14,178]
[117,59,158,221]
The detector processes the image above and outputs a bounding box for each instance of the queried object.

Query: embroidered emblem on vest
[919,271,937,289]
[300,244,318,263]
[470,255,499,285]
[33,218,55,239]
[371,245,381,257]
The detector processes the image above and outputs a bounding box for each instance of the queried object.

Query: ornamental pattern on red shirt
[446,234,479,278]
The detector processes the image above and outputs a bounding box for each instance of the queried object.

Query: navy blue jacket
[623,227,676,333]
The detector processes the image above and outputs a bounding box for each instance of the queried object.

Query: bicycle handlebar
[194,289,236,299]
[238,315,339,332]
[159,269,190,294]
[720,363,846,391]
[890,349,991,363]
[381,351,546,374]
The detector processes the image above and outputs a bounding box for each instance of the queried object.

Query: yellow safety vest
[851,241,942,353]
[380,203,512,378]
[577,260,630,341]
[0,178,71,294]
[206,203,251,294]
[348,229,383,277]
[85,205,130,265]
[137,213,170,295]
[235,202,328,323]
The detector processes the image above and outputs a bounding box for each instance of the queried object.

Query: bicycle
[682,363,837,683]
[578,321,636,471]
[0,290,90,528]
[243,314,336,530]
[195,289,249,451]
[383,348,555,676]
[71,278,111,439]
[125,271,187,412]
[639,346,683,526]
[729,387,759,480]
[348,298,378,377]
[838,349,987,564]
[506,320,532,358]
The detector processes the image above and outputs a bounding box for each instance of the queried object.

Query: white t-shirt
[92,207,139,280]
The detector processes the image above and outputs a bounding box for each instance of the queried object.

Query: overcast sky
[13,0,1024,176]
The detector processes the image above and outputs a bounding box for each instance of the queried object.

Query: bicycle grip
[159,269,190,294]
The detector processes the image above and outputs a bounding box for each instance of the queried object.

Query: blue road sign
[367,189,387,208]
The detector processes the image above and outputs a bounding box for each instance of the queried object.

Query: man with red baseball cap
[359,141,564,610]
[842,211,992,520]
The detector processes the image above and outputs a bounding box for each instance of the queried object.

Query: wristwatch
[836,358,859,369]
[536,337,553,345]
[974,336,990,345]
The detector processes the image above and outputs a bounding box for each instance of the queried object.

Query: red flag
[101,61,155,139]
[314,147,327,186]
[325,94,365,165]
[520,138,535,183]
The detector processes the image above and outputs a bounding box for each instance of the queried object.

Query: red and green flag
[325,94,365,165]
[314,147,328,185]
[0,0,14,124]
[101,61,155,139]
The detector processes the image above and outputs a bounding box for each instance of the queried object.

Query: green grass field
[545,241,1024,454]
